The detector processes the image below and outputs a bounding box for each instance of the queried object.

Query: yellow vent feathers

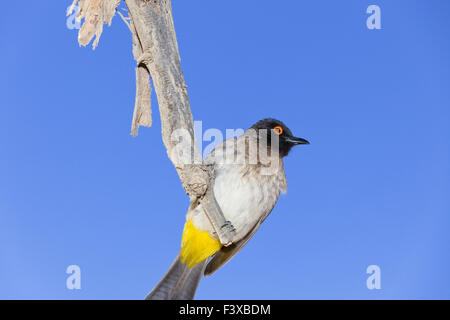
[180,219,222,268]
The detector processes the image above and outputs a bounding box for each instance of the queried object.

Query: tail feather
[145,254,207,300]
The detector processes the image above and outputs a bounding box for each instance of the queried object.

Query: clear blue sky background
[0,1,449,299]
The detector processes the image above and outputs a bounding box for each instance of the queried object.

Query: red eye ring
[273,126,283,135]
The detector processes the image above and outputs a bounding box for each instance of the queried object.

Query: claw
[221,221,236,232]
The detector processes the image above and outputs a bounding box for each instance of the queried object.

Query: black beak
[285,136,310,145]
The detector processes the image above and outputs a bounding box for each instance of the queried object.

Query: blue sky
[0,1,449,299]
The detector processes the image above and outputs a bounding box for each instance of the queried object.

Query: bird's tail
[145,254,207,300]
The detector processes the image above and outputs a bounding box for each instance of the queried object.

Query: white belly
[188,162,287,242]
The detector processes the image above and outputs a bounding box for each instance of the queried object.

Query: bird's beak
[285,136,310,145]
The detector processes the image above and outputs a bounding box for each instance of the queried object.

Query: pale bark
[68,0,121,49]
[68,0,235,245]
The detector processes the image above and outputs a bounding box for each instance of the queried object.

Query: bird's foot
[220,221,236,246]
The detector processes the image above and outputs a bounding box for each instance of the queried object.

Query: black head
[250,118,309,157]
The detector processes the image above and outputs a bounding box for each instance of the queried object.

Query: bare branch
[67,0,235,245]
[124,0,235,245]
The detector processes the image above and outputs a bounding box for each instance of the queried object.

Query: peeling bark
[68,0,120,49]
[130,16,152,136]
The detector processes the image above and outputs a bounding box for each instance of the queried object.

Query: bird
[146,118,309,300]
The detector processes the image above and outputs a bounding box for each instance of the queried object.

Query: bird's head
[250,118,309,157]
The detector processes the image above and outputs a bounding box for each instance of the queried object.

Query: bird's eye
[273,126,283,135]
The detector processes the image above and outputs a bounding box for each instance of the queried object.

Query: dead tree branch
[68,0,235,245]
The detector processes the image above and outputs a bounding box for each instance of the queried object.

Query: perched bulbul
[146,118,309,300]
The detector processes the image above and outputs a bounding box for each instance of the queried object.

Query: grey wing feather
[204,220,263,277]
[204,199,279,277]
